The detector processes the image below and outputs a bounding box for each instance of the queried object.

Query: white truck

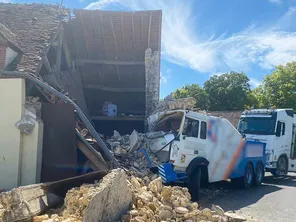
[238,109,296,176]
[150,110,266,201]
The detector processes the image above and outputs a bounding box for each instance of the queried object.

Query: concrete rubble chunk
[225,212,247,222]
[211,204,225,216]
[0,184,61,222]
[129,130,142,153]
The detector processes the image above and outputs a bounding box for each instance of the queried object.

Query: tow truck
[149,110,266,201]
[238,109,296,176]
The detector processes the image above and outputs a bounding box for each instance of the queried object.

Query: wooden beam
[62,33,72,68]
[110,16,120,80]
[90,116,145,121]
[76,59,144,65]
[56,28,64,72]
[77,140,108,171]
[121,12,125,54]
[84,85,145,93]
[131,12,136,57]
[43,54,52,74]
[100,12,107,58]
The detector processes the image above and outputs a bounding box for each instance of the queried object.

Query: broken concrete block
[129,130,141,153]
[225,212,247,222]
[0,184,61,222]
[82,169,132,222]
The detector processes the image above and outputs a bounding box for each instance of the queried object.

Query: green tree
[173,84,210,110]
[204,72,250,111]
[262,61,296,110]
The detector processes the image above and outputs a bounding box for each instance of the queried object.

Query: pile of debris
[105,130,162,177]
[32,170,246,222]
[125,176,228,222]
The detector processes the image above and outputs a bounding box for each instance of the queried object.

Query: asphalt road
[200,173,296,222]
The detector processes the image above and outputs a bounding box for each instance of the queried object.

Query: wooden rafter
[99,12,107,58]
[131,12,136,57]
[76,59,144,65]
[56,28,64,72]
[84,85,145,93]
[110,16,120,80]
[91,12,101,60]
[121,12,125,54]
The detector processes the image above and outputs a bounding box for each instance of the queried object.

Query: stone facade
[145,48,160,117]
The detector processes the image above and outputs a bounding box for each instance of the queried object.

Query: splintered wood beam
[56,29,64,72]
[84,85,145,93]
[75,59,144,65]
[43,54,52,74]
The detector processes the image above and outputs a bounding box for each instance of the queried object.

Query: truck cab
[153,110,266,200]
[238,109,296,175]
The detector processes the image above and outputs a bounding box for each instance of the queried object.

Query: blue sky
[7,0,296,98]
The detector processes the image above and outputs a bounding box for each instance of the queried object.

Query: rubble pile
[32,171,247,222]
[106,130,161,177]
[124,176,230,222]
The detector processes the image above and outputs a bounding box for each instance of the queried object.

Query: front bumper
[266,161,277,169]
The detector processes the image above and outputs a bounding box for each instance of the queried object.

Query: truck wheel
[254,162,264,186]
[188,167,201,201]
[243,163,254,188]
[276,156,288,176]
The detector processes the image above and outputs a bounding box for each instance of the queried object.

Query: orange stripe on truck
[223,139,245,179]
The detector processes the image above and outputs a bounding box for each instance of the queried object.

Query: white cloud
[86,0,296,74]
[0,0,11,2]
[160,72,168,84]
[268,0,282,4]
[249,78,261,88]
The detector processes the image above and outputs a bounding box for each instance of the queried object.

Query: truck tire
[232,163,254,188]
[188,167,201,201]
[275,156,288,176]
[254,162,264,186]
[243,163,254,188]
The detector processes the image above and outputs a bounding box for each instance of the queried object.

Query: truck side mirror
[276,122,281,137]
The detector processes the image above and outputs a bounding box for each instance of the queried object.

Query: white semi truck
[150,110,266,201]
[238,109,296,176]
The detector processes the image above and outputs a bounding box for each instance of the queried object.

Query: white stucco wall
[0,78,44,190]
[0,78,25,190]
[21,121,44,186]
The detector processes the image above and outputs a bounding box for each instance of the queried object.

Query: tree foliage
[171,62,296,111]
[173,84,210,110]
[261,61,296,110]
[204,72,250,111]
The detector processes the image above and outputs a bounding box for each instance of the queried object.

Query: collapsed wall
[145,48,161,118]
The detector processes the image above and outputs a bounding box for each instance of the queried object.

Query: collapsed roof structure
[0,3,162,135]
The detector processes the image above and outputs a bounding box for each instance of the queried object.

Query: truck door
[288,124,296,172]
[181,117,207,158]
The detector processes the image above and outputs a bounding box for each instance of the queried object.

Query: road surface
[200,173,296,222]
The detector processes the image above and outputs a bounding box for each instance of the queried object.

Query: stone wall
[145,48,160,117]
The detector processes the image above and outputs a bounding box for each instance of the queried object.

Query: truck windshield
[238,117,276,135]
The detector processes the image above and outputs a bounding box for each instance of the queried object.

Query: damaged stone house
[0,3,162,190]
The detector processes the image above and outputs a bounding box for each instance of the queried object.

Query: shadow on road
[199,180,282,211]
[263,175,296,187]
